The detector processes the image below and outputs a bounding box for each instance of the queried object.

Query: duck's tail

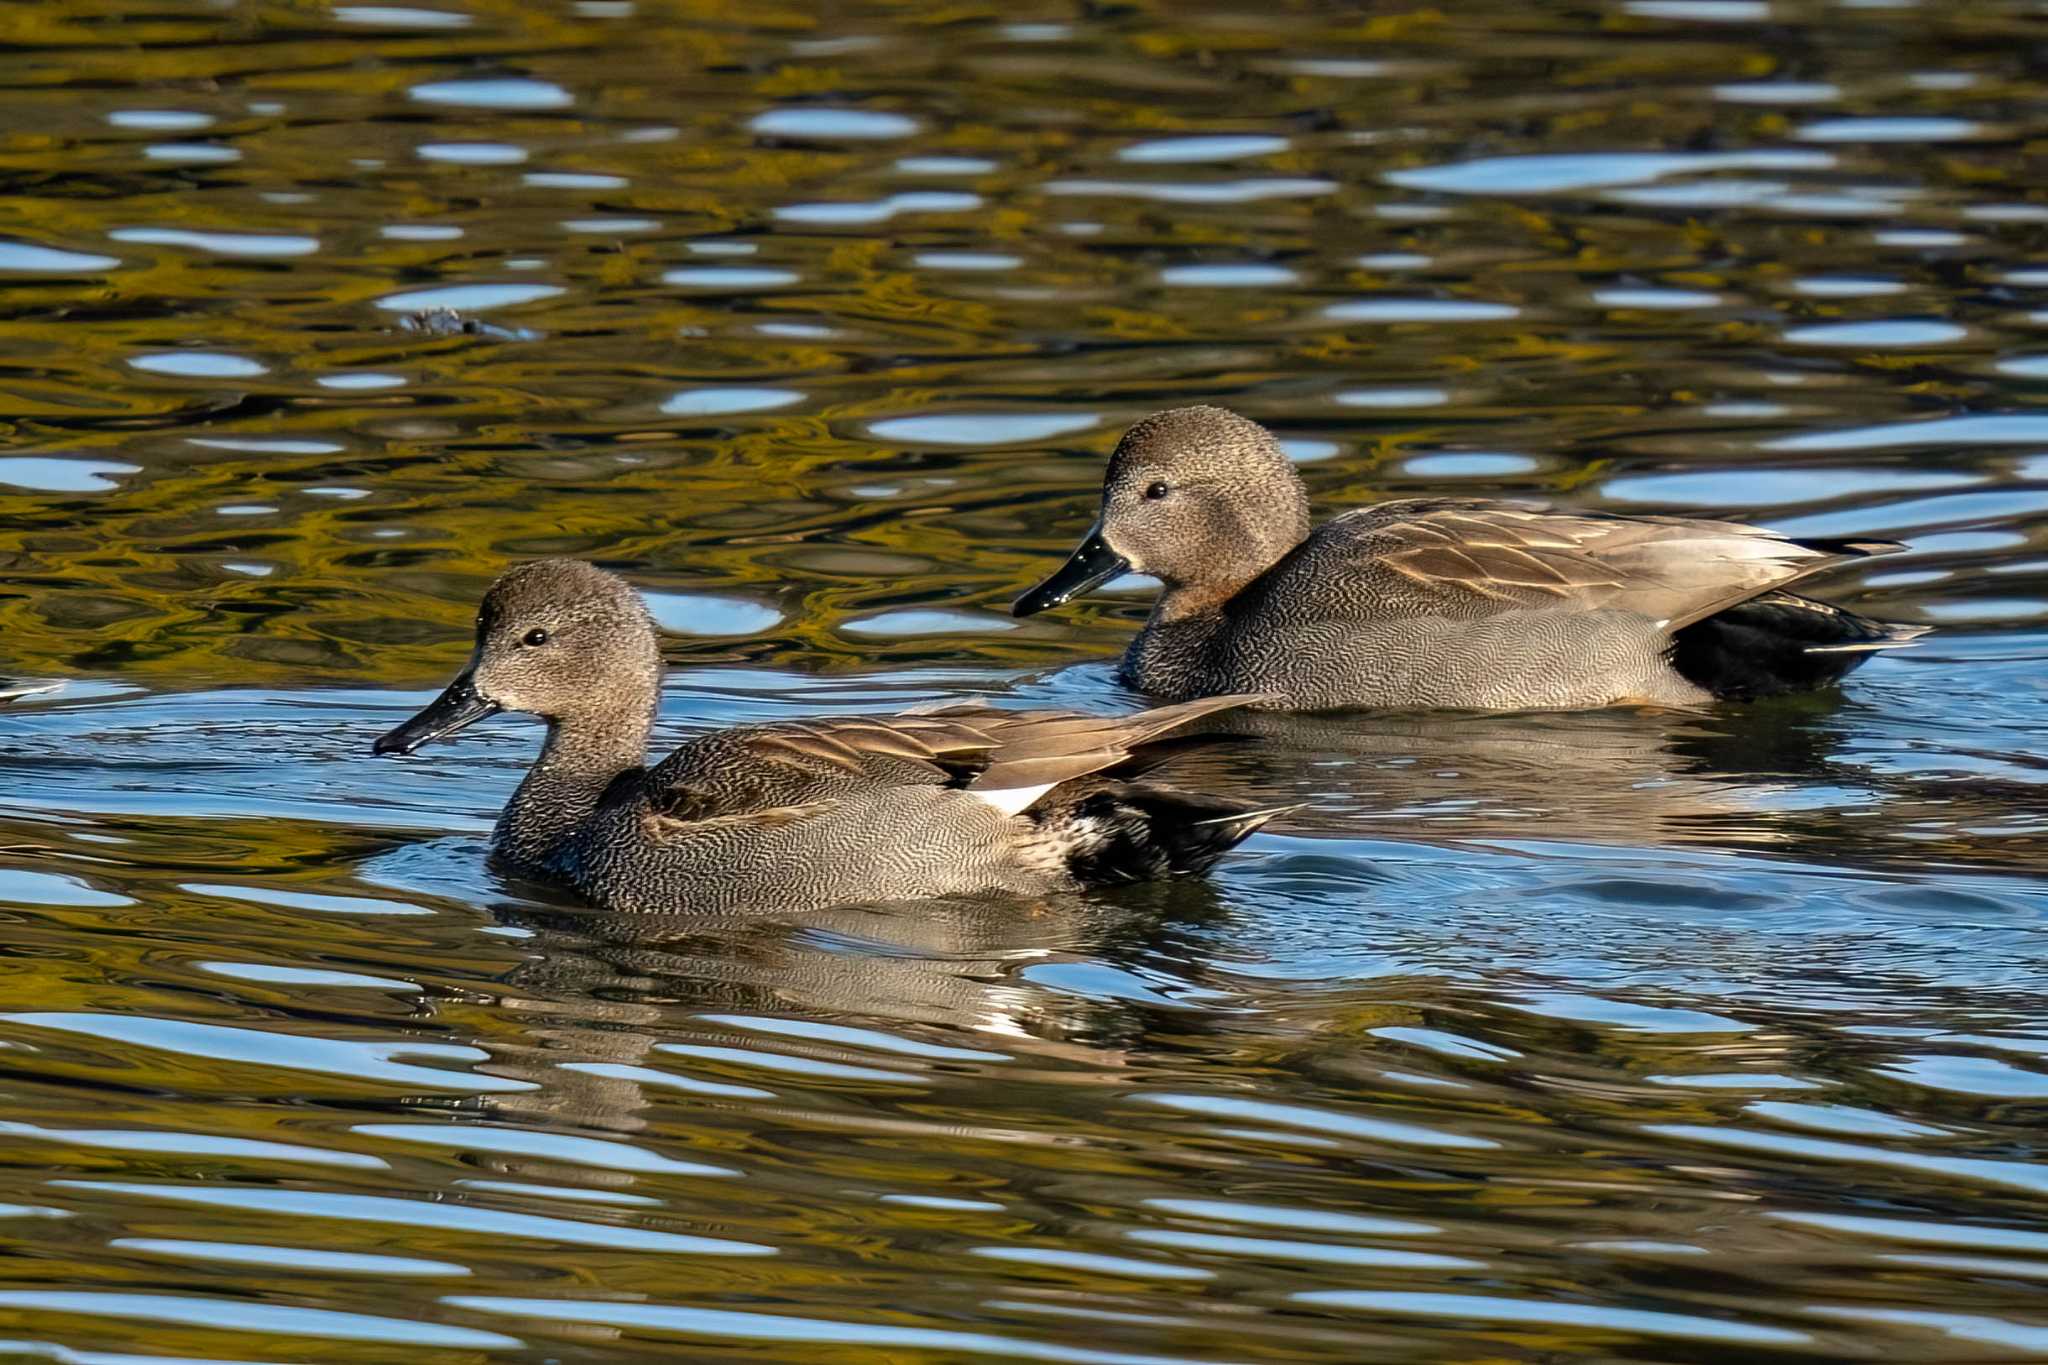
[1032,780,1295,887]
[1670,591,1929,700]
[0,677,63,704]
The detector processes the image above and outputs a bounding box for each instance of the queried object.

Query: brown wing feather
[963,693,1263,796]
[642,694,1260,831]
[1347,501,1856,629]
[642,720,984,831]
[743,731,867,775]
[644,799,835,841]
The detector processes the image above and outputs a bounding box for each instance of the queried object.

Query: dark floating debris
[395,307,544,342]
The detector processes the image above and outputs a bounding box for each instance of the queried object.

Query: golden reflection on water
[2,0,2044,691]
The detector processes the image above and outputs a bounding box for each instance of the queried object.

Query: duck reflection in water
[453,876,1242,1136]
[982,662,1976,869]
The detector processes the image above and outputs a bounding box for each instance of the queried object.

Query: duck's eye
[523,628,550,647]
[1144,480,1171,501]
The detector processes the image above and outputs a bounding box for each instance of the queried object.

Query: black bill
[373,669,500,756]
[1012,522,1131,617]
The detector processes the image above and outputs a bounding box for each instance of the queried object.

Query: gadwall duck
[373,559,1280,914]
[1014,406,1928,712]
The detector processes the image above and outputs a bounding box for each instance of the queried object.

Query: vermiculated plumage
[374,560,1278,914]
[1014,406,1927,712]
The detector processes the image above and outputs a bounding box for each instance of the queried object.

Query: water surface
[1,2,2045,1361]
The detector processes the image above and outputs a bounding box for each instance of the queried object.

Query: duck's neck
[1125,585,1247,701]
[492,709,652,879]
[1150,577,1246,624]
[1127,499,1308,696]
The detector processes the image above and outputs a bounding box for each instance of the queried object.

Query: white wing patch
[970,783,1058,817]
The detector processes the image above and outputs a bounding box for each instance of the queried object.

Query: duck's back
[568,717,1034,913]
[563,699,1269,913]
[1125,499,1884,712]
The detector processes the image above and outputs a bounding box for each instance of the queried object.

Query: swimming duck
[1013,406,1927,712]
[373,559,1279,914]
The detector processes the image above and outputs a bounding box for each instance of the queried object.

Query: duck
[1012,405,1928,712]
[372,559,1282,914]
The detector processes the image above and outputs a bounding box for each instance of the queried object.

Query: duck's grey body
[569,731,1040,913]
[1015,407,1927,713]
[1119,499,1866,711]
[496,704,1259,914]
[1127,573,1704,711]
[376,560,1276,915]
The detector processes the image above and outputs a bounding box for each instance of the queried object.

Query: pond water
[1,1,2046,1361]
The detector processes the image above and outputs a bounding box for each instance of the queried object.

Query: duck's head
[1012,406,1311,618]
[373,558,661,756]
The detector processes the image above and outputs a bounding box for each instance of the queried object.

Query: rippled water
[1,2,2046,1361]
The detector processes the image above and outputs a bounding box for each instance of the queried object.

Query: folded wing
[642,694,1258,833]
[1333,499,1900,631]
